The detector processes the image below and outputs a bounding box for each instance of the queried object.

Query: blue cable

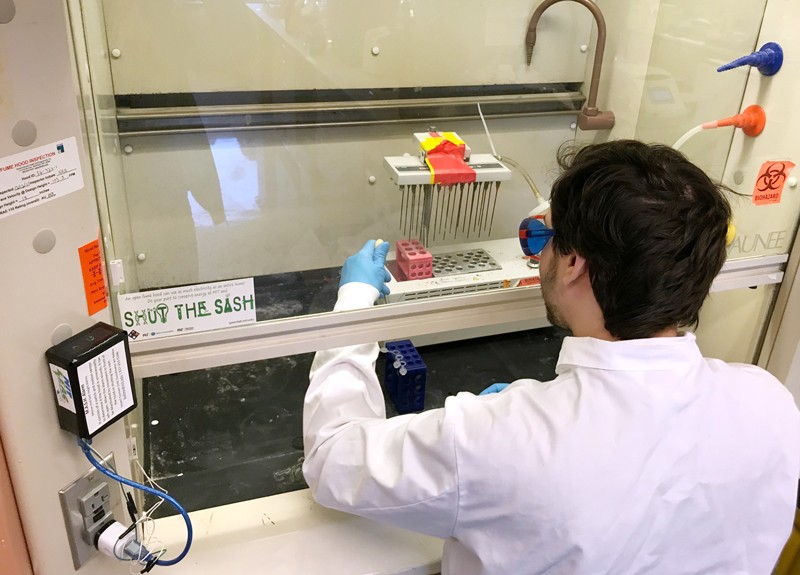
[78,438,193,566]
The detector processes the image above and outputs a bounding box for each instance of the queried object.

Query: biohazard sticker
[753,161,795,206]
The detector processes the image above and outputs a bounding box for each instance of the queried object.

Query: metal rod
[403,185,409,237]
[423,184,432,245]
[466,184,473,239]
[482,182,492,233]
[399,185,406,232]
[463,183,472,236]
[476,183,483,234]
[116,90,587,136]
[479,182,489,234]
[412,184,418,239]
[445,186,456,237]
[488,182,500,236]
[473,188,477,236]
[416,184,423,240]
[431,185,438,242]
[407,185,416,239]
[437,185,446,238]
[454,183,464,235]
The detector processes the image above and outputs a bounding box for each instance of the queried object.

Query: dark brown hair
[549,140,731,340]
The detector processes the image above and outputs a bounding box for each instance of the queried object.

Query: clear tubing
[672,124,705,151]
[496,155,545,203]
[477,103,498,157]
[476,102,545,204]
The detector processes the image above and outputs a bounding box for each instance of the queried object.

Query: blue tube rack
[383,340,427,414]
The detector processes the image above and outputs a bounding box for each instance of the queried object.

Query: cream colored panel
[595,0,794,266]
[695,285,776,363]
[717,3,800,262]
[120,116,576,288]
[581,0,661,141]
[0,436,32,575]
[0,1,131,574]
[634,0,768,179]
[761,228,800,406]
[149,490,442,575]
[103,1,592,93]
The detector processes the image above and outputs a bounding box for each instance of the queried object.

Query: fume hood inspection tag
[0,137,84,220]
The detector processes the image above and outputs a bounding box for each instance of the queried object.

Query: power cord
[82,439,139,525]
[78,438,193,570]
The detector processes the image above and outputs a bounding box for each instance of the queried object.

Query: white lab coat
[303,283,800,575]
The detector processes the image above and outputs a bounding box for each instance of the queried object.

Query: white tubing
[672,124,705,151]
[477,103,498,157]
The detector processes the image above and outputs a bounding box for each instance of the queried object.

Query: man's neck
[570,324,615,341]
[563,296,680,340]
[569,324,680,340]
[563,299,615,341]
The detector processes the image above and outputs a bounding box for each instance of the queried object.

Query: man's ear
[563,253,588,285]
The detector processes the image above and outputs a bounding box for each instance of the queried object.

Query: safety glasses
[518,216,554,258]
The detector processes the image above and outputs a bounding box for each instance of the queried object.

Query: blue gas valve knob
[717,42,783,76]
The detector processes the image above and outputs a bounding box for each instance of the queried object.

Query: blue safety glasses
[518,216,555,258]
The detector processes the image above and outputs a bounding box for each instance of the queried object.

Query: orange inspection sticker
[78,239,108,315]
[753,161,795,206]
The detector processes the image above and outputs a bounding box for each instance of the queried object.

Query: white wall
[102,0,593,93]
[0,1,131,574]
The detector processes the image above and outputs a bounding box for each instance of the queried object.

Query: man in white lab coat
[303,140,800,574]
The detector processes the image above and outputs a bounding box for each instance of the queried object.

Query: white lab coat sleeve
[302,283,459,539]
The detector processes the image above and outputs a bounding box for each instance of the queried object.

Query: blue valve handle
[717,42,783,76]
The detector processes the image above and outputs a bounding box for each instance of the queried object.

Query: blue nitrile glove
[339,239,392,296]
[479,383,509,395]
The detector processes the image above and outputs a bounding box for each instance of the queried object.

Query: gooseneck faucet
[526,0,615,130]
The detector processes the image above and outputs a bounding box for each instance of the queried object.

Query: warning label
[79,239,108,316]
[76,341,134,434]
[753,160,795,206]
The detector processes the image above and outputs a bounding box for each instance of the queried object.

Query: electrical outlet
[79,483,112,545]
[59,453,123,569]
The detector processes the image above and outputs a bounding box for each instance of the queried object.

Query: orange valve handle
[702,105,766,137]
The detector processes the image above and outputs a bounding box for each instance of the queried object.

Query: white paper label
[76,341,134,435]
[0,137,84,220]
[49,364,77,413]
[117,278,257,340]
